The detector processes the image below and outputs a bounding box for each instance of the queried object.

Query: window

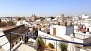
[20,38,21,41]
[47,32,50,34]
[87,28,89,32]
[22,36,23,39]
[12,44,14,47]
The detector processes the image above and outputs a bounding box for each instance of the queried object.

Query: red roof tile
[81,28,86,33]
[2,26,16,30]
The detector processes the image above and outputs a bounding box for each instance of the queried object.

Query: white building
[0,25,28,51]
[73,16,79,21]
[74,25,91,44]
[50,25,74,36]
[38,24,91,51]
[38,25,74,49]
[82,15,89,19]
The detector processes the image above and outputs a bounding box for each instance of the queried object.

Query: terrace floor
[0,48,5,51]
[17,44,36,51]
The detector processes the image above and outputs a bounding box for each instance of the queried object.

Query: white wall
[38,30,83,49]
[0,30,24,51]
[50,25,66,36]
[74,32,91,44]
[74,38,83,43]
[56,26,66,37]
[76,47,87,51]
[50,25,74,41]
[38,31,62,49]
[84,37,91,44]
[74,26,78,32]
[82,15,89,19]
[50,25,91,44]
[50,25,74,36]
[50,25,53,35]
[0,31,10,51]
[38,31,91,51]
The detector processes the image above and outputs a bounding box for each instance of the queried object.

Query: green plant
[38,38,45,47]
[7,21,13,26]
[48,43,55,49]
[58,42,68,51]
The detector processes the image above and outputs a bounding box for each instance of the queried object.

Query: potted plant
[38,38,45,47]
[37,38,45,51]
[48,43,55,49]
[58,42,68,51]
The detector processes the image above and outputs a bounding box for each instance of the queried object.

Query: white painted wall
[74,26,78,32]
[74,32,91,44]
[82,15,89,19]
[55,26,66,37]
[0,29,25,51]
[50,25,54,35]
[74,38,83,43]
[0,31,10,51]
[76,47,91,51]
[84,37,91,44]
[50,25,66,36]
[74,26,78,29]
[38,31,91,51]
[50,25,74,36]
[38,31,62,49]
[50,25,91,44]
[80,49,87,51]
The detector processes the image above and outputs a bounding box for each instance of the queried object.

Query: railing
[1,32,91,51]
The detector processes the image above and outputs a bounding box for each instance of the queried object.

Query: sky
[0,0,91,17]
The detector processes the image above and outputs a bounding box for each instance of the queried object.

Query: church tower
[31,14,36,22]
[61,13,64,22]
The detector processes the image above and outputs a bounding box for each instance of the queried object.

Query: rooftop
[17,44,36,51]
[1,26,16,31]
[0,48,5,51]
[2,25,28,43]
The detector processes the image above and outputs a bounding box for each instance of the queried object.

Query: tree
[50,17,54,19]
[1,21,7,27]
[58,42,68,51]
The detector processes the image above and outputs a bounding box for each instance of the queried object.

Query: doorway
[53,28,56,36]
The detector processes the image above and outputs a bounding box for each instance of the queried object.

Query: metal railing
[1,32,91,51]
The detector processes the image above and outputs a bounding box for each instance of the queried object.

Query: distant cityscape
[0,13,91,51]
